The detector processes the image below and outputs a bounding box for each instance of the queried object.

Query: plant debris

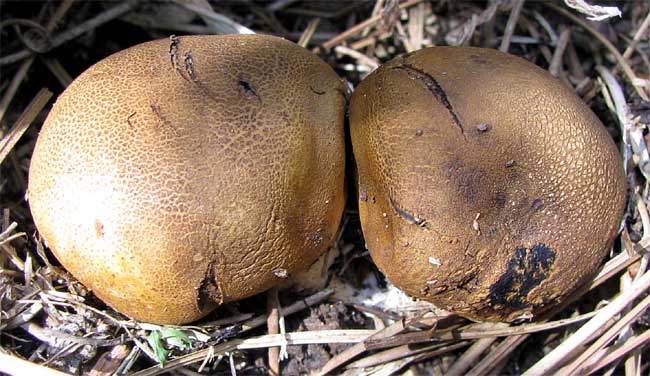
[1,1,649,375]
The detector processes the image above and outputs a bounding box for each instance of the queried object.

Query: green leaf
[146,330,170,366]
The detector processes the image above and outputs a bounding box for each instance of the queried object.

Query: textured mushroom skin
[350,47,626,322]
[28,35,346,324]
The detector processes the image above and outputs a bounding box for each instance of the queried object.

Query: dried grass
[1,1,649,375]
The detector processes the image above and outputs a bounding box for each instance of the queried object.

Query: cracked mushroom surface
[350,47,626,322]
[28,35,347,324]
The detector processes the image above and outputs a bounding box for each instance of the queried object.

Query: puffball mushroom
[350,47,626,322]
[28,35,346,324]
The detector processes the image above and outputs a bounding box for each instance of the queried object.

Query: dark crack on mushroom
[169,34,180,70]
[392,64,464,133]
[469,54,490,65]
[457,270,480,292]
[488,243,556,310]
[309,85,326,95]
[183,51,197,81]
[150,104,175,130]
[169,35,194,82]
[126,111,136,127]
[400,51,416,62]
[198,261,222,310]
[390,197,426,226]
[238,80,260,100]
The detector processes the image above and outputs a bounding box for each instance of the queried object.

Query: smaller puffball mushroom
[28,35,346,324]
[350,47,627,322]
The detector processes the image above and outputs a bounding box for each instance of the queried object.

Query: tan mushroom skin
[28,35,346,324]
[350,47,626,322]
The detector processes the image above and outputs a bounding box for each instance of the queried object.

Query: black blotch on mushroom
[488,243,556,310]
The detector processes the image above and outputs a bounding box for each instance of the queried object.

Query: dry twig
[499,0,525,52]
[0,88,52,165]
[523,270,650,375]
[0,351,71,376]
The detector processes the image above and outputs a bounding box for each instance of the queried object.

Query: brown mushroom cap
[350,47,626,322]
[28,35,346,324]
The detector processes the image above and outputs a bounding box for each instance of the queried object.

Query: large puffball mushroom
[28,35,347,324]
[349,47,627,322]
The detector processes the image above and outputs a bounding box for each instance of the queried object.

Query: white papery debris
[597,66,650,180]
[564,0,621,21]
[330,274,438,316]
